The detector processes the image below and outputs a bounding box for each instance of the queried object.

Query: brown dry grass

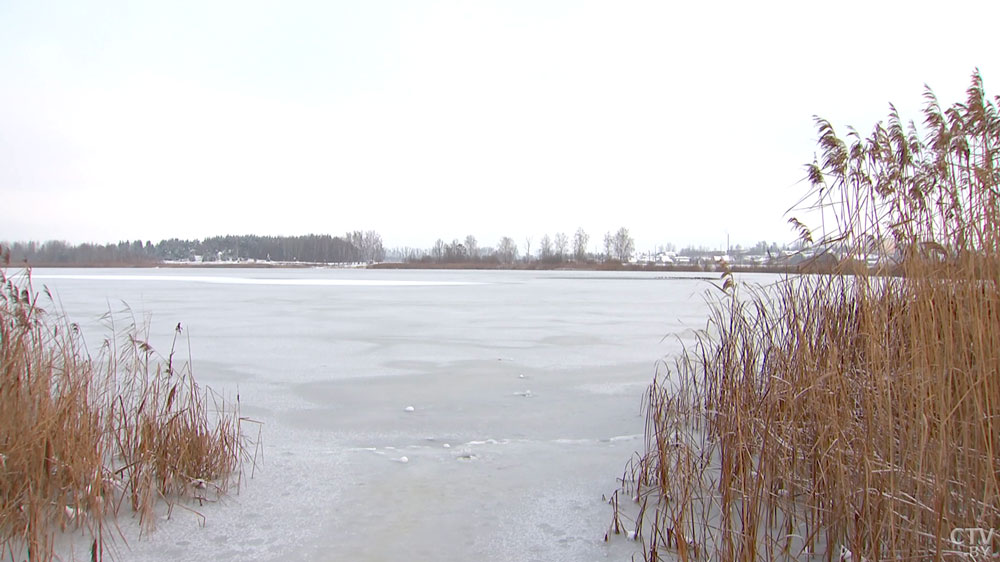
[0,263,250,561]
[613,73,1000,560]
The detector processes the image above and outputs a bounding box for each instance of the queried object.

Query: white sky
[1,0,997,252]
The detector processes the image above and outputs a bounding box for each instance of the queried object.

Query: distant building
[656,252,676,264]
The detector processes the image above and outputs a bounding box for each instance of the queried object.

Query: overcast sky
[2,1,997,252]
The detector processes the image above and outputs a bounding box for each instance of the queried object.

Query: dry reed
[614,72,1000,560]
[0,261,250,561]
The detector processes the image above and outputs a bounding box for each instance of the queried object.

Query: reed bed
[0,263,250,561]
[614,73,1000,560]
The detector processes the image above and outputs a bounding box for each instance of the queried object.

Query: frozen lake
[27,267,734,561]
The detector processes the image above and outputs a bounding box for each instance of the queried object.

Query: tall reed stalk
[615,72,1000,560]
[0,263,249,561]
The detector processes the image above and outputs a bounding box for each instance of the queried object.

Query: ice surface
[31,273,481,286]
[26,267,777,561]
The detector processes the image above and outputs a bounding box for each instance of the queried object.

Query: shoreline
[17,260,802,274]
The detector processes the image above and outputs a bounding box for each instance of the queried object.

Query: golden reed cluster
[0,261,253,561]
[614,73,1000,560]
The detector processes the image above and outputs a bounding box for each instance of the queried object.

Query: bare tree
[603,232,613,261]
[347,230,386,263]
[432,239,446,261]
[538,234,553,260]
[612,227,635,262]
[497,237,518,265]
[554,232,568,260]
[523,236,533,263]
[363,230,385,262]
[447,239,467,261]
[573,228,589,261]
[464,235,478,260]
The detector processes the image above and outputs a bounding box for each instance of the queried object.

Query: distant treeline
[4,227,805,270]
[386,227,636,265]
[2,231,385,266]
[385,228,801,269]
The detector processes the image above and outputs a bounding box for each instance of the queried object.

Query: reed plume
[614,71,1000,561]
